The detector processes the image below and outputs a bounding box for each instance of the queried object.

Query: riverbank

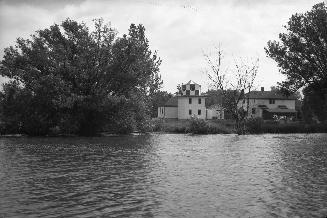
[151,119,234,134]
[151,118,327,134]
[1,119,326,137]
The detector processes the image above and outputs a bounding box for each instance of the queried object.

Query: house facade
[240,87,297,120]
[158,81,224,120]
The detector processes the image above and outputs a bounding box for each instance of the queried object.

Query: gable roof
[185,80,200,86]
[246,91,297,100]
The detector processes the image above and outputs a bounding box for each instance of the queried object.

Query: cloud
[0,0,323,91]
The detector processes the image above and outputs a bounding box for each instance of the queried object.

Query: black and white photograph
[0,0,326,217]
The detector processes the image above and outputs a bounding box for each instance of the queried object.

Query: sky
[0,0,324,93]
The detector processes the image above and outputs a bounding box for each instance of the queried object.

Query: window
[198,98,201,104]
[182,85,186,91]
[190,84,195,91]
[189,98,192,104]
[252,108,256,114]
[186,90,190,96]
[189,109,192,115]
[195,90,199,96]
[269,99,275,104]
[198,110,201,115]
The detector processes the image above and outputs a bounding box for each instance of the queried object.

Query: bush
[151,118,164,132]
[246,117,264,134]
[189,116,209,134]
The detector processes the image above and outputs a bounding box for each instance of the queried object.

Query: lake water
[0,134,326,218]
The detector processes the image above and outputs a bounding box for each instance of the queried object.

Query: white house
[158,80,224,120]
[206,104,225,120]
[239,87,297,120]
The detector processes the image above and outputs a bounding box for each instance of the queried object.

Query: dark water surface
[0,134,326,218]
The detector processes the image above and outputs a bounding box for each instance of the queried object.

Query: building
[158,80,224,120]
[240,87,297,120]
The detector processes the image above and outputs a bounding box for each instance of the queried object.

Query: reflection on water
[0,134,326,217]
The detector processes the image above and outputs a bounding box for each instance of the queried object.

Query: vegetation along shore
[0,2,326,136]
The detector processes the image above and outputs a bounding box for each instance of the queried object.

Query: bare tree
[204,46,259,134]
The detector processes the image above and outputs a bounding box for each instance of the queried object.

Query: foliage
[265,2,327,121]
[189,116,209,134]
[203,89,223,107]
[204,46,259,134]
[302,82,327,122]
[260,122,327,134]
[0,18,162,136]
[150,91,172,117]
[245,117,263,134]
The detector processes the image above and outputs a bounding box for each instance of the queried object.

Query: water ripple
[0,134,327,217]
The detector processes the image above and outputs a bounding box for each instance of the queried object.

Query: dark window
[269,99,275,104]
[198,98,201,104]
[198,110,201,115]
[189,109,192,115]
[190,84,195,91]
[186,90,190,96]
[195,90,199,96]
[252,108,256,114]
[182,85,186,91]
[189,98,192,104]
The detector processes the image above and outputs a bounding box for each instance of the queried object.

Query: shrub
[151,118,164,132]
[245,117,264,134]
[189,116,209,134]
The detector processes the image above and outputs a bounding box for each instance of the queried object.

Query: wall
[158,107,178,118]
[207,107,224,120]
[181,83,201,96]
[238,98,296,118]
[178,97,206,119]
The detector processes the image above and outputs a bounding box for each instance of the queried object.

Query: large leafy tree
[0,18,162,135]
[265,2,327,121]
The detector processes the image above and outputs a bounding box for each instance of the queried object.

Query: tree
[265,2,327,121]
[204,46,259,134]
[0,18,162,135]
[150,91,172,118]
[176,84,183,95]
[203,89,223,107]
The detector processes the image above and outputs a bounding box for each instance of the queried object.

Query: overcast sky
[0,0,323,93]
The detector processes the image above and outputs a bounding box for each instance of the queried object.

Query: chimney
[261,87,264,92]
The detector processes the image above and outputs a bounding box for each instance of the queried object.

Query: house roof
[266,108,297,113]
[246,91,297,100]
[184,80,200,86]
[207,104,223,109]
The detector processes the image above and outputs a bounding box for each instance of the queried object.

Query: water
[0,134,326,218]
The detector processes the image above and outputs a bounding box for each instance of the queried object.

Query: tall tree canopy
[265,2,327,92]
[265,2,327,121]
[0,18,162,135]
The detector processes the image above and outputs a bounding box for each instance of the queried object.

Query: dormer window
[190,84,195,91]
[195,90,199,96]
[182,85,186,91]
